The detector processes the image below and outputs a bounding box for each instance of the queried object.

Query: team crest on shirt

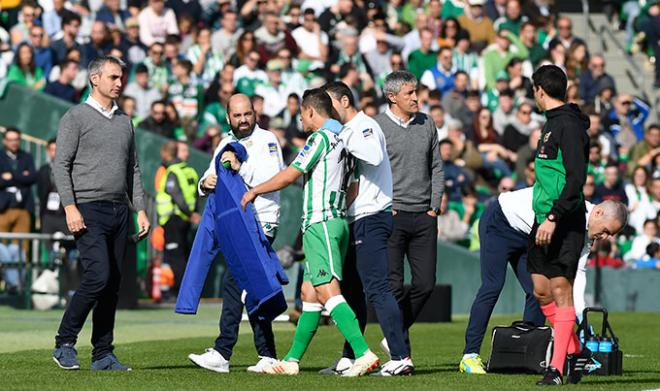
[362,128,373,138]
[268,142,278,155]
[543,131,552,143]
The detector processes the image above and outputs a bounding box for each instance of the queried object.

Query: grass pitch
[1,305,659,390]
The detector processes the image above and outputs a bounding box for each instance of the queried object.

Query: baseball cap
[266,59,284,72]
[496,70,510,81]
[125,18,139,28]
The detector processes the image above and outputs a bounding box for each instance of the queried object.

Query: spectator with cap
[407,28,436,80]
[579,55,617,103]
[124,18,147,65]
[50,12,82,65]
[291,8,328,73]
[458,0,496,51]
[123,63,162,119]
[211,9,242,62]
[44,59,79,103]
[420,46,456,94]
[481,70,510,112]
[138,0,179,47]
[480,28,528,90]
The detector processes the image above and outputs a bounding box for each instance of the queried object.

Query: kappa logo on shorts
[317,269,329,278]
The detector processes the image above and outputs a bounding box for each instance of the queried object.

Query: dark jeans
[214,235,277,360]
[463,200,545,355]
[388,210,438,349]
[55,201,128,361]
[163,215,191,293]
[342,211,409,360]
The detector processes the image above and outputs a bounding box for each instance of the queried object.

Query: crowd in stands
[1,0,660,294]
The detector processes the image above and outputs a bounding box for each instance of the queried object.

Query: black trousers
[388,211,437,347]
[213,235,277,360]
[163,215,190,293]
[55,201,128,361]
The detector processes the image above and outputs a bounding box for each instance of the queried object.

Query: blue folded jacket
[175,142,288,321]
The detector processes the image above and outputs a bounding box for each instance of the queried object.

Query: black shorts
[527,209,586,280]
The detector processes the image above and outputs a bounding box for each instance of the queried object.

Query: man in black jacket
[0,128,37,243]
[37,138,68,235]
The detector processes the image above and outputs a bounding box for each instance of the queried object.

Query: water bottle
[585,336,600,352]
[599,337,613,353]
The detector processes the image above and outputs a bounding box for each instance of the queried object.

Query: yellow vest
[156,162,198,226]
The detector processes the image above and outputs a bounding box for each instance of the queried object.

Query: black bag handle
[581,307,619,347]
[511,320,537,328]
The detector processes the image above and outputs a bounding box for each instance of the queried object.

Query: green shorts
[302,219,349,286]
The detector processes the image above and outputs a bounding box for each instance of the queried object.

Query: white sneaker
[247,356,278,373]
[374,357,414,376]
[263,360,299,375]
[318,357,355,375]
[342,350,380,377]
[188,348,230,373]
[380,338,391,359]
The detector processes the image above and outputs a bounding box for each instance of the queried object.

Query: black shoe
[566,348,593,384]
[536,367,563,386]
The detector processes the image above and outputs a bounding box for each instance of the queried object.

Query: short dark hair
[302,88,333,118]
[151,99,166,109]
[646,242,660,257]
[47,137,56,146]
[303,7,315,16]
[135,63,149,74]
[60,59,79,69]
[322,81,355,108]
[176,59,193,73]
[532,65,567,101]
[287,93,300,102]
[4,127,21,137]
[61,11,81,29]
[429,104,444,112]
[439,139,453,148]
[429,89,442,101]
[647,123,660,133]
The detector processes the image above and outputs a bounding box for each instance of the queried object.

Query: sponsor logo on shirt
[362,128,373,138]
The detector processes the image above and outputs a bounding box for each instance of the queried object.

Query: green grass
[1,306,659,390]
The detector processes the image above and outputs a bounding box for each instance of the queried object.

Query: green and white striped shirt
[292,128,348,231]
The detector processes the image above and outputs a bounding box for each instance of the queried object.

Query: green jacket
[7,64,45,90]
[482,32,529,90]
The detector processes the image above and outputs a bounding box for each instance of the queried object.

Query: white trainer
[380,338,391,359]
[318,357,355,375]
[374,357,415,376]
[342,350,380,377]
[188,348,230,373]
[263,360,300,375]
[247,356,278,373]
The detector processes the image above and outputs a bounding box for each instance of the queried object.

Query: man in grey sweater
[52,56,150,371]
[375,71,444,353]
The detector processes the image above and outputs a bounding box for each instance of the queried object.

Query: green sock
[330,301,369,358]
[283,310,321,362]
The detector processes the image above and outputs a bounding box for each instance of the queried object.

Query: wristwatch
[432,207,441,215]
[546,213,557,222]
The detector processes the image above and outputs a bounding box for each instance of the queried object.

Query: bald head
[226,93,256,137]
[587,200,628,241]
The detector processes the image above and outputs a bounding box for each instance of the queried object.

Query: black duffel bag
[487,321,553,374]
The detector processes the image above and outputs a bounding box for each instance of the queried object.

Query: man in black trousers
[375,71,444,352]
[52,56,150,371]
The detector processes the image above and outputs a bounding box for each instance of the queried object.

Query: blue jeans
[463,200,545,355]
[0,243,21,288]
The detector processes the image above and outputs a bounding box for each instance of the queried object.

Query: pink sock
[541,302,556,326]
[551,307,577,375]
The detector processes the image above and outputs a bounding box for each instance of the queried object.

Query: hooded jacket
[533,103,590,224]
